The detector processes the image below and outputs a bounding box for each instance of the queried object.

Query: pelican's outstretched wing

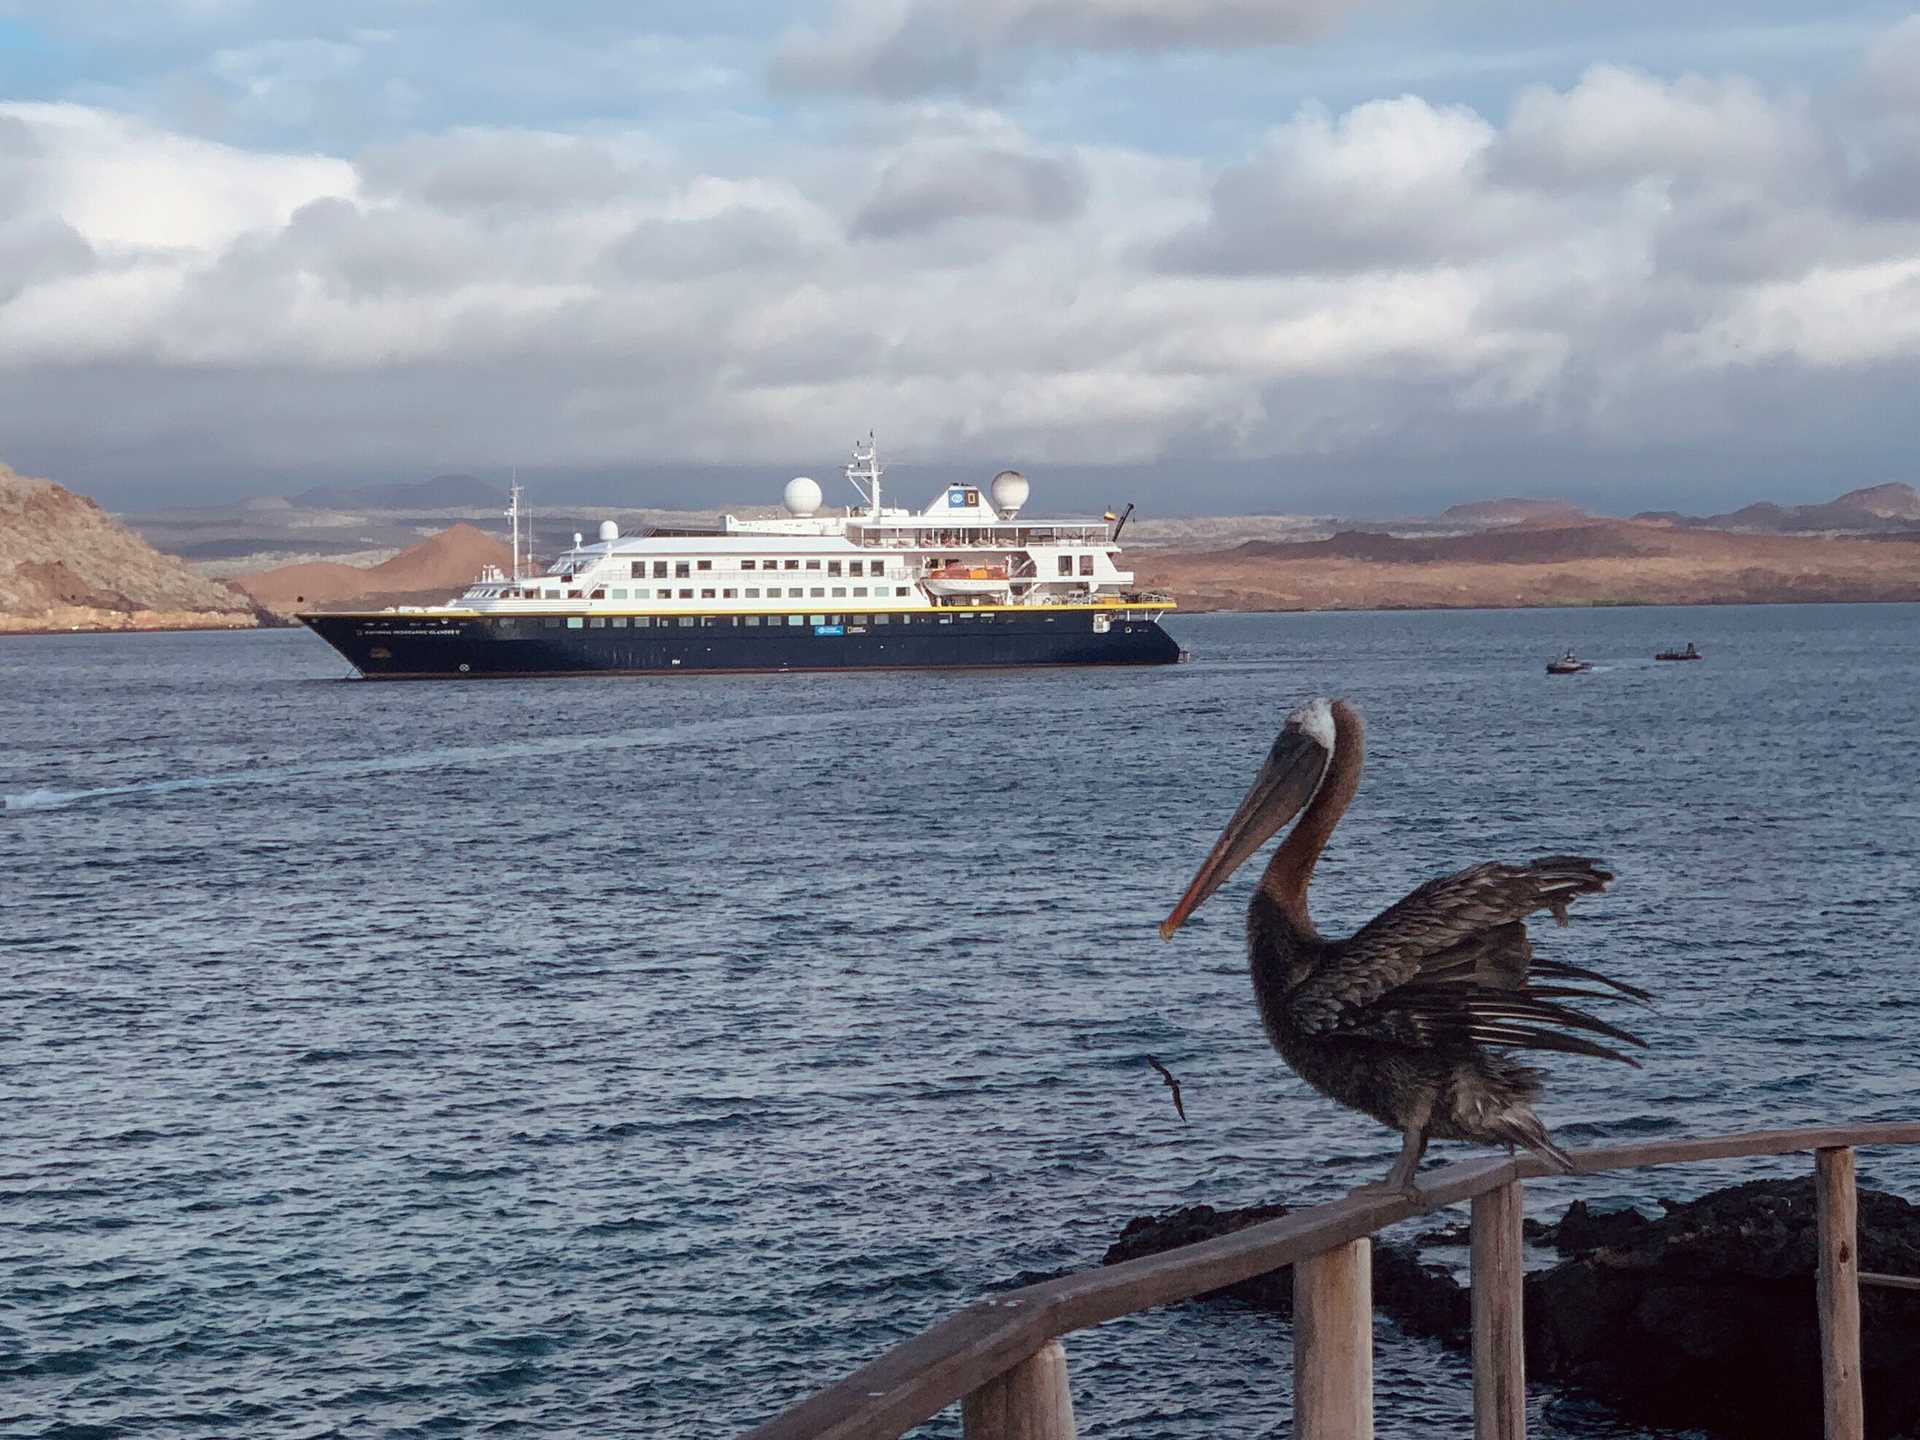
[1287,856,1647,1062]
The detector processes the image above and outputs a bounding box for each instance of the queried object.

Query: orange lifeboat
[923,562,1011,597]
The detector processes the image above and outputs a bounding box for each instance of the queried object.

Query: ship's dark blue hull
[300,608,1181,678]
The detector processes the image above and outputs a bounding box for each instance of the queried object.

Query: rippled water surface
[5,606,1919,1439]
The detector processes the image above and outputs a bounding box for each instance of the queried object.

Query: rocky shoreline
[1106,1178,1920,1438]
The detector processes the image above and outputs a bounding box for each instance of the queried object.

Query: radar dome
[598,520,619,542]
[990,469,1030,517]
[784,476,823,516]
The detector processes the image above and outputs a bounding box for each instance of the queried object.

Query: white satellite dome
[598,520,620,542]
[784,476,823,516]
[990,469,1030,518]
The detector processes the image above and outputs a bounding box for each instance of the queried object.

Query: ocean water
[3,606,1918,1440]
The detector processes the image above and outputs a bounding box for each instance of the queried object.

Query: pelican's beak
[1159,699,1334,939]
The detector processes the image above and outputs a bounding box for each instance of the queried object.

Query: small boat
[1655,643,1703,662]
[1546,650,1591,675]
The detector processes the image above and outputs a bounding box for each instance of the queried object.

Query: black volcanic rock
[1526,1178,1920,1438]
[1109,1179,1920,1438]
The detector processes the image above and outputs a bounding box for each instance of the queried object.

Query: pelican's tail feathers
[1492,1107,1576,1174]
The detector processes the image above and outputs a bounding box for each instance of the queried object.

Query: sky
[0,2,1918,515]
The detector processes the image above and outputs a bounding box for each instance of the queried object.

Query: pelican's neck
[1258,700,1365,934]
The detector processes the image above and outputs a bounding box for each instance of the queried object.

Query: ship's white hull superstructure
[298,439,1179,678]
[453,441,1160,620]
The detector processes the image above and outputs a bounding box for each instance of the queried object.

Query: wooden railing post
[1294,1238,1373,1440]
[961,1339,1076,1440]
[1471,1180,1526,1440]
[1815,1146,1864,1440]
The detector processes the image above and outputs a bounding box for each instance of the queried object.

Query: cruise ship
[298,439,1181,678]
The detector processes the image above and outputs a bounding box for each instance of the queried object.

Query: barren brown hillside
[0,464,258,633]
[235,524,513,615]
[1136,519,1920,611]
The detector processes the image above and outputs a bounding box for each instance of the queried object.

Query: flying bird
[1158,697,1648,1195]
[1146,1054,1187,1124]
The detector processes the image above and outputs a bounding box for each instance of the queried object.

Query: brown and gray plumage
[1146,1055,1187,1123]
[1158,697,1649,1194]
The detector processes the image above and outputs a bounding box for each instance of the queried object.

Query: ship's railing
[742,1121,1920,1440]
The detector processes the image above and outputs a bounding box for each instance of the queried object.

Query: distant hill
[1436,497,1588,527]
[288,473,506,510]
[1832,482,1920,520]
[0,464,259,633]
[1136,518,1920,612]
[1634,482,1920,534]
[234,524,512,615]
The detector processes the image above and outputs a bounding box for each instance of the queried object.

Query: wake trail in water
[0,692,1019,816]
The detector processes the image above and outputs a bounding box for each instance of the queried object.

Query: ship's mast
[845,434,883,516]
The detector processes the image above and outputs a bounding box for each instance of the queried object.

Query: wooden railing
[743,1122,1920,1440]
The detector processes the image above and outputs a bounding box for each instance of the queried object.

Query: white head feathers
[1285,697,1336,751]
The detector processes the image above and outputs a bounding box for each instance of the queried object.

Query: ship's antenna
[507,468,522,581]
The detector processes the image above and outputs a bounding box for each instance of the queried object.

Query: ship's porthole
[459,663,471,673]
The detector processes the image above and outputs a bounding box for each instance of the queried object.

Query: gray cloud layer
[3,14,1920,510]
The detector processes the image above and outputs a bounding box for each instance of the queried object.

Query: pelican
[1159,697,1648,1194]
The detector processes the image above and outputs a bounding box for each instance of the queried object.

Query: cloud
[5,24,1920,511]
[852,137,1088,237]
[1492,65,1828,190]
[772,0,1365,96]
[1155,97,1524,274]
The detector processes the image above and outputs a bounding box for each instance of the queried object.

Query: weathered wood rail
[743,1122,1920,1440]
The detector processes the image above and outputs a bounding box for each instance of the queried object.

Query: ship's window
[744,587,760,599]
[809,614,826,626]
[633,588,650,600]
[679,588,693,599]
[805,559,820,571]
[631,562,646,579]
[938,616,953,625]
[742,560,756,570]
[675,561,690,578]
[635,617,652,627]
[827,560,842,576]
[567,590,582,599]
[1058,555,1073,576]
[895,586,910,596]
[613,617,628,628]
[1079,554,1095,576]
[852,587,868,598]
[700,588,716,599]
[568,617,585,629]
[678,617,696,627]
[744,615,761,627]
[590,617,606,628]
[852,560,866,577]
[590,590,605,599]
[789,615,805,625]
[831,587,846,598]
[873,613,890,625]
[784,559,799,570]
[871,562,885,577]
[697,560,712,572]
[809,587,825,598]
[611,589,627,600]
[722,588,736,599]
[544,590,559,599]
[852,614,868,625]
[544,617,562,628]
[652,561,668,578]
